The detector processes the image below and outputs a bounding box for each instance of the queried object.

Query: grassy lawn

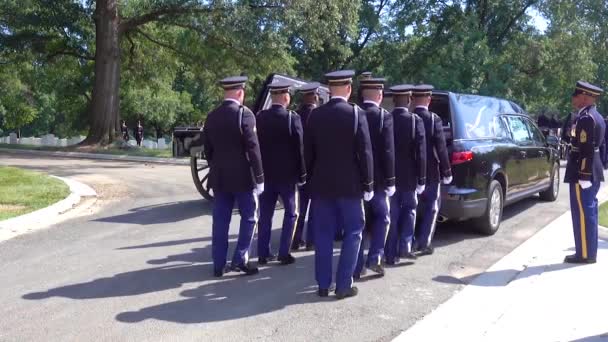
[0,167,70,221]
[599,201,608,228]
[0,143,174,158]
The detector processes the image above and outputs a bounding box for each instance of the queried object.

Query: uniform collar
[331,96,348,102]
[578,104,594,116]
[394,107,409,112]
[363,100,380,107]
[271,103,286,108]
[415,105,428,111]
[223,98,241,106]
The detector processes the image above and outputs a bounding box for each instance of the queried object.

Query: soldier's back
[308,99,363,198]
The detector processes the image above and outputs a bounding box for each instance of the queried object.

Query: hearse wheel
[474,180,503,235]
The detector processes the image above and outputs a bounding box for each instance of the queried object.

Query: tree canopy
[0,0,605,141]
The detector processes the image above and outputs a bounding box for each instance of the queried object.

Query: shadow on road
[569,333,608,342]
[94,200,212,225]
[116,236,235,250]
[115,253,325,324]
[432,262,580,287]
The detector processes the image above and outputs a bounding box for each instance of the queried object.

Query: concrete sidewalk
[395,194,608,342]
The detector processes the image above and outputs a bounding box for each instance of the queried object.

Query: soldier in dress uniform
[256,81,306,266]
[202,76,264,277]
[121,120,130,141]
[564,81,605,264]
[305,70,374,299]
[384,85,427,264]
[412,85,452,256]
[353,77,395,278]
[292,82,320,251]
[135,120,144,147]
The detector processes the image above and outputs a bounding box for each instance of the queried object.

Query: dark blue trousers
[355,192,390,274]
[258,184,298,258]
[569,182,600,260]
[415,182,441,250]
[212,191,258,273]
[385,191,418,262]
[292,185,314,246]
[312,197,364,292]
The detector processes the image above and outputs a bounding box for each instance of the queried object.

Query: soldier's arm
[304,110,316,180]
[382,110,396,188]
[202,119,213,162]
[415,115,427,185]
[292,113,307,184]
[356,107,374,192]
[575,115,595,181]
[241,109,264,185]
[434,114,452,178]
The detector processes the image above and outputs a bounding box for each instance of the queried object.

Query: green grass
[0,167,70,221]
[599,201,608,228]
[0,143,174,158]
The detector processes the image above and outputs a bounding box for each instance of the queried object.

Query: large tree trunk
[82,0,121,146]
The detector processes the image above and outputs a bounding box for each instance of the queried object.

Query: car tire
[539,162,560,202]
[474,180,503,235]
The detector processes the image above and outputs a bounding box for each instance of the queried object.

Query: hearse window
[453,95,502,139]
[491,116,509,139]
[507,116,533,145]
[524,118,545,144]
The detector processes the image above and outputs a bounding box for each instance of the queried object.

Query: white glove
[579,180,592,189]
[253,183,265,196]
[416,184,426,195]
[363,191,374,202]
[297,181,306,187]
[385,186,396,197]
[442,176,453,185]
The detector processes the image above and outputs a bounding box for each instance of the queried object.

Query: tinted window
[492,116,509,139]
[524,119,545,144]
[453,95,520,139]
[507,116,533,144]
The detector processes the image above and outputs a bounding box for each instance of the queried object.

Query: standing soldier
[135,120,144,147]
[305,70,374,299]
[412,85,452,256]
[256,81,306,266]
[292,82,320,251]
[384,85,426,264]
[202,76,264,277]
[564,81,605,264]
[354,77,395,278]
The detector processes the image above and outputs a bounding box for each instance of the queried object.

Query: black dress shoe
[417,247,434,256]
[305,243,314,251]
[367,264,385,276]
[291,241,305,251]
[564,254,597,264]
[258,254,277,265]
[278,254,296,265]
[335,286,358,300]
[400,252,418,260]
[233,263,259,275]
[213,269,224,278]
[318,288,329,297]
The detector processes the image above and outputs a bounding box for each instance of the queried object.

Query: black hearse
[382,91,561,234]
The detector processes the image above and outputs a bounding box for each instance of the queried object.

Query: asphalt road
[0,153,571,342]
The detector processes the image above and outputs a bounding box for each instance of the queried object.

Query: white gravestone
[9,133,18,144]
[157,138,167,149]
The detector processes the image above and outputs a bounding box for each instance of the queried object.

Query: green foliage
[0,0,607,138]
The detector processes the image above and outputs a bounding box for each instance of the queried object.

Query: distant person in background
[121,120,130,142]
[135,121,144,147]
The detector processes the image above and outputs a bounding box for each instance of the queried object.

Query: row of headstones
[0,133,170,149]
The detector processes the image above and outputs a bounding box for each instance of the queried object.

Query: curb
[394,184,608,341]
[0,147,189,165]
[0,176,97,242]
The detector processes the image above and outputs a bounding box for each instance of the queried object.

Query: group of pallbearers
[120,120,145,146]
[202,70,452,299]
